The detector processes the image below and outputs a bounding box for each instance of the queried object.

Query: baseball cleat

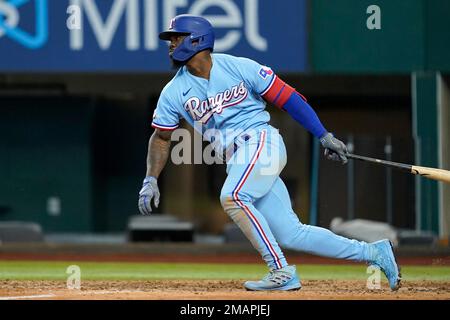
[244,265,301,291]
[370,239,402,291]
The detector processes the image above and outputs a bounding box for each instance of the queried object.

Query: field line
[0,294,56,300]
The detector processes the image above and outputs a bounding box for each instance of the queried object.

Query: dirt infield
[0,279,449,300]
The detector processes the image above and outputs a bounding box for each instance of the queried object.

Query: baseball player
[138,15,401,291]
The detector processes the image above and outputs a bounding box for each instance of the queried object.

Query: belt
[223,133,252,161]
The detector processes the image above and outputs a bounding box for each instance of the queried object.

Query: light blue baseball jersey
[151,53,276,151]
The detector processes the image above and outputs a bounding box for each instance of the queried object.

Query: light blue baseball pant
[220,125,373,270]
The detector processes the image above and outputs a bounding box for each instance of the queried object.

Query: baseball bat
[346,153,450,184]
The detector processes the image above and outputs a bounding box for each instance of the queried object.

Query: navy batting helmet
[159,14,215,62]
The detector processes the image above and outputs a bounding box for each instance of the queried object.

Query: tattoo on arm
[146,129,172,178]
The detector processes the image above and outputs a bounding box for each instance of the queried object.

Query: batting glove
[138,176,160,215]
[320,132,348,165]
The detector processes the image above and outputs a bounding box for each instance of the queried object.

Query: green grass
[0,261,449,281]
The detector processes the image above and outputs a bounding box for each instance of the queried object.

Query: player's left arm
[262,75,348,164]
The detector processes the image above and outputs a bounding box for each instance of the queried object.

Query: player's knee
[220,192,234,210]
[278,238,295,250]
[220,190,253,209]
[276,223,307,249]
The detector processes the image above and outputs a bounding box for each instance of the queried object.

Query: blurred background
[0,0,449,249]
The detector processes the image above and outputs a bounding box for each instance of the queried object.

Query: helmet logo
[169,18,175,30]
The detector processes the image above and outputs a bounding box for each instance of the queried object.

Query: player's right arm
[138,88,180,215]
[146,129,172,178]
[137,129,171,215]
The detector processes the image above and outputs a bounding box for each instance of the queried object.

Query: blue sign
[0,0,307,72]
